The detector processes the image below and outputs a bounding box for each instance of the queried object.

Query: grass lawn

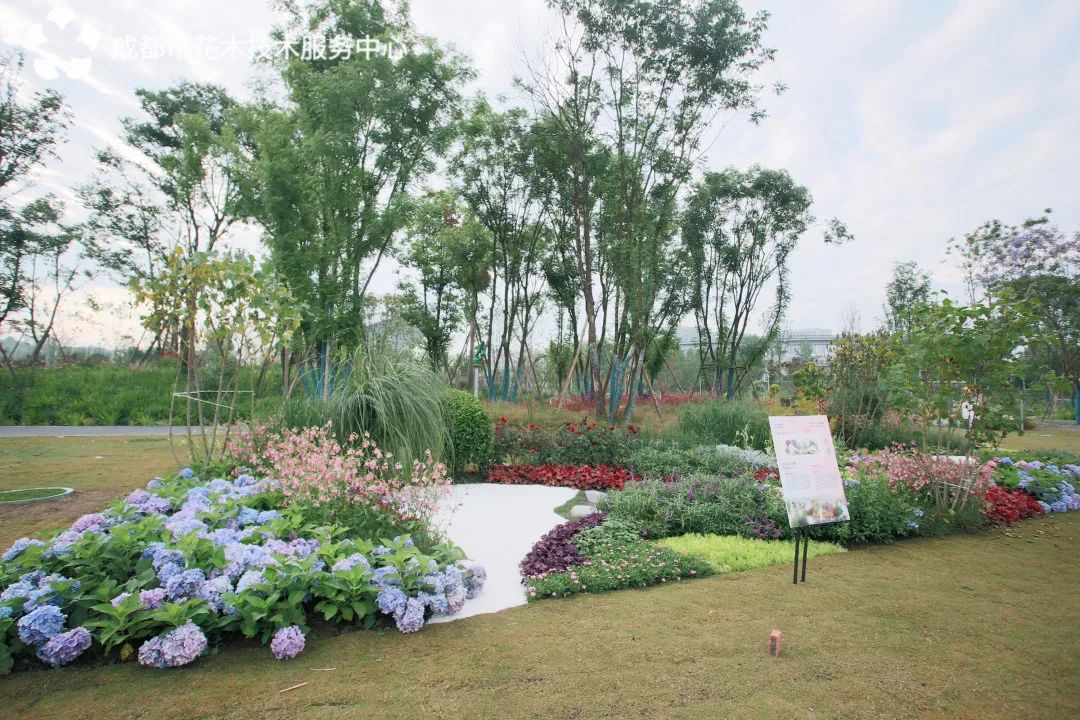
[0,511,1077,719]
[997,425,1080,454]
[0,437,179,548]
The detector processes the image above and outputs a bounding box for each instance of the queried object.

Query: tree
[247,0,472,393]
[682,167,847,399]
[1006,273,1080,411]
[0,52,71,378]
[882,260,931,335]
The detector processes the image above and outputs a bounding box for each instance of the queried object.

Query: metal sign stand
[792,528,809,584]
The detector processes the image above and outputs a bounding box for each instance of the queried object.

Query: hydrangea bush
[991,457,1080,514]
[0,441,485,674]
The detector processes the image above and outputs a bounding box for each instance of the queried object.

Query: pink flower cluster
[226,423,450,523]
[849,447,994,495]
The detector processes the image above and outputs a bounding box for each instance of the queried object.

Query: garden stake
[792,529,800,584]
[801,531,808,582]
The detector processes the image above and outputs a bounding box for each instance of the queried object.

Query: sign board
[768,415,849,528]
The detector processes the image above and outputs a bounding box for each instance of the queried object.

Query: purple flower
[236,569,266,593]
[165,514,207,540]
[196,575,233,612]
[70,513,107,534]
[139,588,167,610]
[395,597,425,633]
[137,621,207,668]
[459,560,486,599]
[178,467,195,479]
[110,592,131,607]
[37,626,92,667]
[371,566,400,586]
[446,585,467,614]
[270,625,306,660]
[17,605,66,646]
[146,477,164,489]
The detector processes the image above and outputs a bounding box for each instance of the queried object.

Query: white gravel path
[430,483,577,622]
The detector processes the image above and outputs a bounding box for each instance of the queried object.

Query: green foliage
[626,441,773,480]
[677,400,772,451]
[657,534,844,574]
[441,389,493,476]
[276,344,450,469]
[572,518,642,556]
[600,474,787,540]
[813,474,920,545]
[0,364,281,425]
[549,418,637,466]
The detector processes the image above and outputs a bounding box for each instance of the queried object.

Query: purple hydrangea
[17,605,66,646]
[165,569,206,601]
[270,625,306,660]
[151,548,185,573]
[126,490,172,514]
[165,514,208,540]
[3,537,45,562]
[178,467,195,479]
[156,562,183,584]
[395,597,425,633]
[70,513,107,534]
[446,585,467,614]
[139,588,167,610]
[137,621,207,668]
[459,561,486,599]
[288,538,319,559]
[235,474,255,487]
[37,626,92,667]
[331,553,371,574]
[376,586,407,617]
[424,591,450,615]
[110,592,132,607]
[255,510,281,526]
[147,477,164,489]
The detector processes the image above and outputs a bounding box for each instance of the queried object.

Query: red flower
[608,425,616,431]
[528,423,537,430]
[499,417,507,424]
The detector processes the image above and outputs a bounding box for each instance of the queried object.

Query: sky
[2,0,1078,349]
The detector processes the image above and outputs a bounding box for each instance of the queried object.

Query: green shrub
[442,389,494,475]
[813,474,921,545]
[626,441,774,480]
[549,417,638,466]
[677,400,772,451]
[657,533,844,573]
[600,474,788,540]
[573,518,642,555]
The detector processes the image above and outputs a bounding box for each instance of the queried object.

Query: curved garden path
[431,483,576,622]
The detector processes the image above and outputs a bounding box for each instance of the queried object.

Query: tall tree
[0,52,71,378]
[682,167,847,399]
[247,0,472,392]
[882,260,931,336]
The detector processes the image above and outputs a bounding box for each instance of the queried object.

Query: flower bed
[991,457,1080,514]
[0,430,486,674]
[656,534,845,574]
[521,516,712,601]
[487,464,630,490]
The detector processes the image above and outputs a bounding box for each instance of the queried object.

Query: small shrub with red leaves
[983,486,1045,526]
[487,464,631,490]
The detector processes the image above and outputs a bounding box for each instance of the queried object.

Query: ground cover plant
[990,456,1080,513]
[0,430,486,674]
[626,441,775,480]
[521,517,713,601]
[656,534,844,574]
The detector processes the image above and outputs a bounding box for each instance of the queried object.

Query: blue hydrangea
[424,591,450,614]
[151,548,186,572]
[197,575,233,613]
[288,538,319,559]
[1049,500,1068,513]
[178,467,195,479]
[110,592,131,607]
[146,477,164,489]
[391,535,415,547]
[376,586,407,617]
[236,507,260,526]
[371,545,392,556]
[235,473,255,487]
[912,508,925,518]
[42,541,73,559]
[165,569,206,601]
[905,520,920,529]
[255,510,281,526]
[446,584,467,614]
[0,606,13,619]
[137,621,206,668]
[1038,500,1051,512]
[331,553,371,574]
[3,537,45,562]
[17,605,65,646]
[459,561,486,599]
[443,565,464,594]
[156,562,183,584]
[236,569,266,593]
[1,580,33,602]
[23,574,77,612]
[37,626,92,667]
[371,566,400,586]
[165,514,207,539]
[395,597,425,633]
[421,573,445,595]
[996,457,1013,466]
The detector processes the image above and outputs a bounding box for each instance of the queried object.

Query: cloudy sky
[2,0,1078,348]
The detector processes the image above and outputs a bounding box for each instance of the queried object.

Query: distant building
[675,326,835,364]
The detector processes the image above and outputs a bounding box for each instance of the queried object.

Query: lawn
[1,511,1077,718]
[0,437,179,548]
[997,424,1080,454]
